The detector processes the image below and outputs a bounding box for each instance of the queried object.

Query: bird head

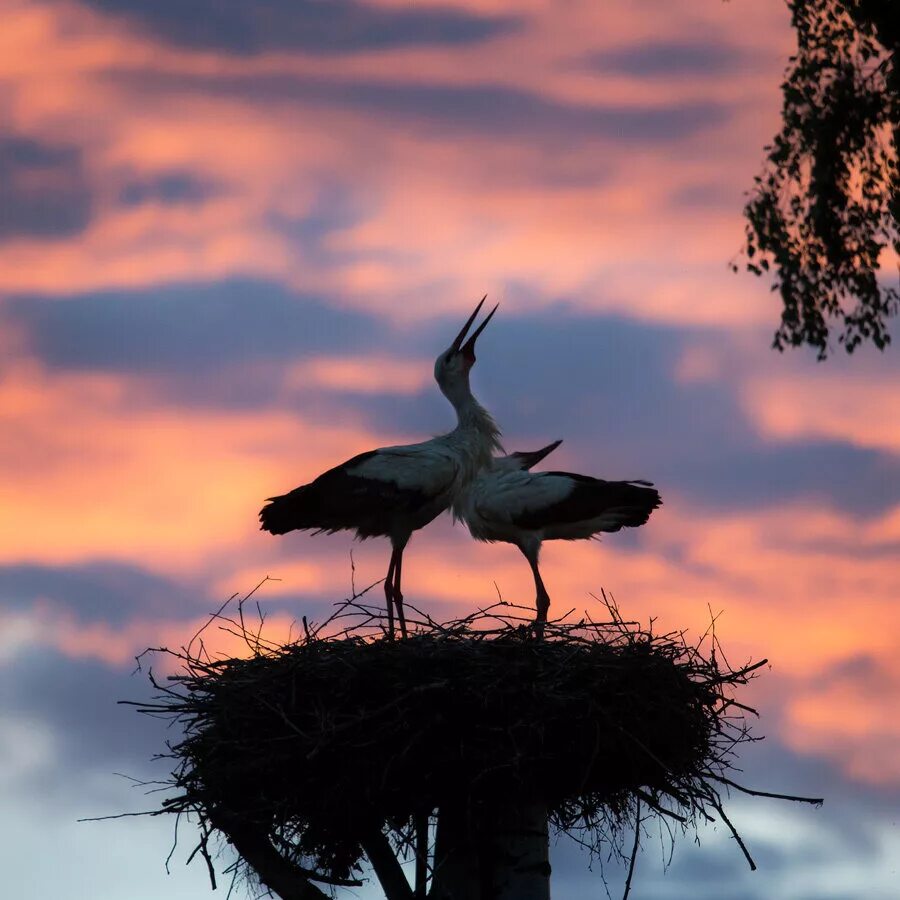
[433,295,498,394]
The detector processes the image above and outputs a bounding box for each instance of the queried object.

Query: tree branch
[414,812,429,899]
[361,828,414,900]
[207,813,331,900]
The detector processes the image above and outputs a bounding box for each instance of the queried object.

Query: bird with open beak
[259,297,502,638]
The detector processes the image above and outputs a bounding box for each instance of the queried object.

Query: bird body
[456,444,660,625]
[261,294,661,636]
[461,470,659,544]
[260,297,500,637]
[261,424,499,544]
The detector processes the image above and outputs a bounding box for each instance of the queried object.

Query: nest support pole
[431,801,550,900]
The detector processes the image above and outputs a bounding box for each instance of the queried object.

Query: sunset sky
[2,0,899,897]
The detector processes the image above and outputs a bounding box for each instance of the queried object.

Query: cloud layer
[1,0,897,897]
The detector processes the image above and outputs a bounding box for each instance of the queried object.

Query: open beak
[450,295,498,359]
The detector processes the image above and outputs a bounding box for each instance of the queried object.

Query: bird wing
[260,443,460,537]
[475,470,660,533]
[473,469,575,524]
[345,442,461,496]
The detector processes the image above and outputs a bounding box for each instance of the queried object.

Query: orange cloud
[784,657,900,784]
[1,598,303,670]
[0,0,791,336]
[285,355,432,396]
[0,362,383,572]
[743,375,900,455]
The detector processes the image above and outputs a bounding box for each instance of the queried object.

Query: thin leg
[519,544,550,632]
[393,547,407,638]
[384,548,398,639]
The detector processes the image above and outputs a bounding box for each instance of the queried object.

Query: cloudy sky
[1,0,898,897]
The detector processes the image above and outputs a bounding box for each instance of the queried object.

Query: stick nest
[134,589,778,886]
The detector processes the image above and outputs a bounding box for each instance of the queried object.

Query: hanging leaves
[742,0,899,358]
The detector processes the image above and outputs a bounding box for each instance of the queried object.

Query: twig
[705,773,824,806]
[621,799,641,900]
[709,795,756,871]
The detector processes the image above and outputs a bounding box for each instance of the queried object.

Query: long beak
[460,301,498,359]
[450,295,487,352]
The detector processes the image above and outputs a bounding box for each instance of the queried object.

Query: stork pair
[260,298,660,637]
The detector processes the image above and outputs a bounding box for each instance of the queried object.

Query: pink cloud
[0,0,790,335]
[743,375,900,455]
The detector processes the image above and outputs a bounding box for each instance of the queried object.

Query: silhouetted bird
[260,297,502,638]
[456,443,660,628]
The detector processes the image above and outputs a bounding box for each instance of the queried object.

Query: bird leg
[533,574,551,627]
[384,550,398,640]
[521,546,551,635]
[393,548,407,638]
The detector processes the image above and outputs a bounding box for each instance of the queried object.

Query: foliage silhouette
[741,0,898,357]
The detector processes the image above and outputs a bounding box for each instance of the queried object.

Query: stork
[259,297,502,638]
[455,443,661,628]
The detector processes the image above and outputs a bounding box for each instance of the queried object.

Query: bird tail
[259,485,321,535]
[613,480,662,527]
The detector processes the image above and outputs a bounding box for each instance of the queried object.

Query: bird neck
[437,371,504,462]
[456,397,503,449]
[445,380,503,456]
[439,380,503,524]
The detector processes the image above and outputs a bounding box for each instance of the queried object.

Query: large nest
[133,587,813,890]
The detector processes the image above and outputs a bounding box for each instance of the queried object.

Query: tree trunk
[430,803,481,899]
[430,801,551,899]
[489,804,551,900]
